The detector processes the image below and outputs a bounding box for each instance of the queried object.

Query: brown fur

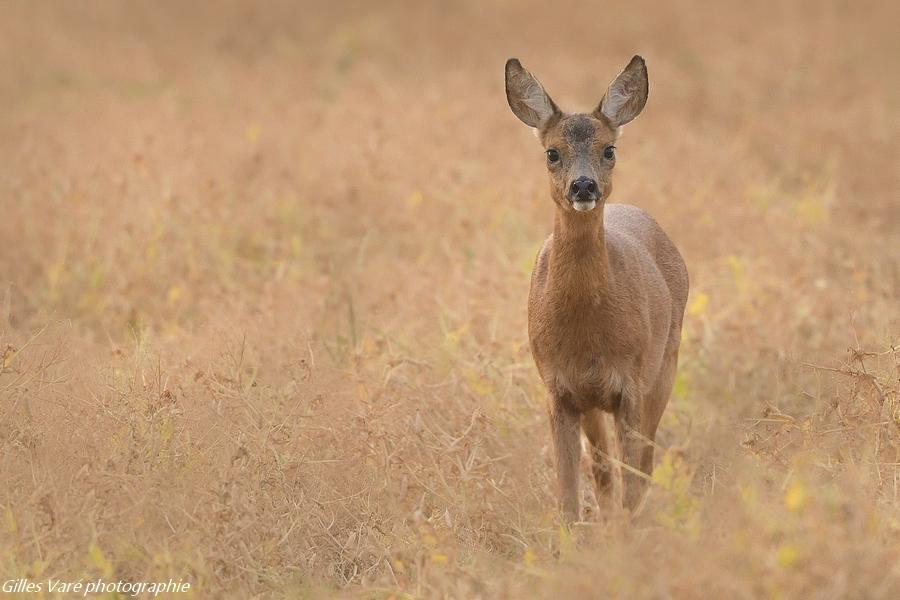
[506,56,689,521]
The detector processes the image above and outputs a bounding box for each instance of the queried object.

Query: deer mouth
[571,199,597,212]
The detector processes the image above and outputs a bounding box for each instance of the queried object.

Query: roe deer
[505,56,689,521]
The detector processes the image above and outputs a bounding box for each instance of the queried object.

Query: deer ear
[595,55,648,128]
[505,59,559,128]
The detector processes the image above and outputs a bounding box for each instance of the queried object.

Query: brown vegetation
[1,1,898,598]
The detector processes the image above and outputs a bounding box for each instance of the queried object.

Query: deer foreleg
[550,395,582,523]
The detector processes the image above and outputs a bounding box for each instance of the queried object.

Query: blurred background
[1,1,897,597]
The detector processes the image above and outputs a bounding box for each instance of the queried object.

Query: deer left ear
[505,58,559,129]
[594,55,648,128]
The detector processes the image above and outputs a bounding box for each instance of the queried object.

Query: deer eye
[603,146,616,160]
[546,149,560,163]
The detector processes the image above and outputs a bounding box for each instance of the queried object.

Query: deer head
[505,56,648,213]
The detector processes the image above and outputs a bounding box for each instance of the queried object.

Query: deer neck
[547,205,609,301]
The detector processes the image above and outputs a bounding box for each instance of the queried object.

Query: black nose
[569,177,597,201]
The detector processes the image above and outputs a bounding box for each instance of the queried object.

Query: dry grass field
[1,1,898,598]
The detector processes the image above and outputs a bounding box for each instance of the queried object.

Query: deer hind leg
[638,348,681,486]
[581,408,622,511]
[550,395,582,523]
[616,379,652,511]
[619,350,681,511]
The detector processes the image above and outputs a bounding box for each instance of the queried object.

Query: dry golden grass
[1,1,898,598]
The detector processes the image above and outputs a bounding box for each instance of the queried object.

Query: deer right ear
[595,55,649,128]
[505,59,559,128]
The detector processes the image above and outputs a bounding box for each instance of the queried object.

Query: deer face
[540,114,618,212]
[505,56,649,213]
